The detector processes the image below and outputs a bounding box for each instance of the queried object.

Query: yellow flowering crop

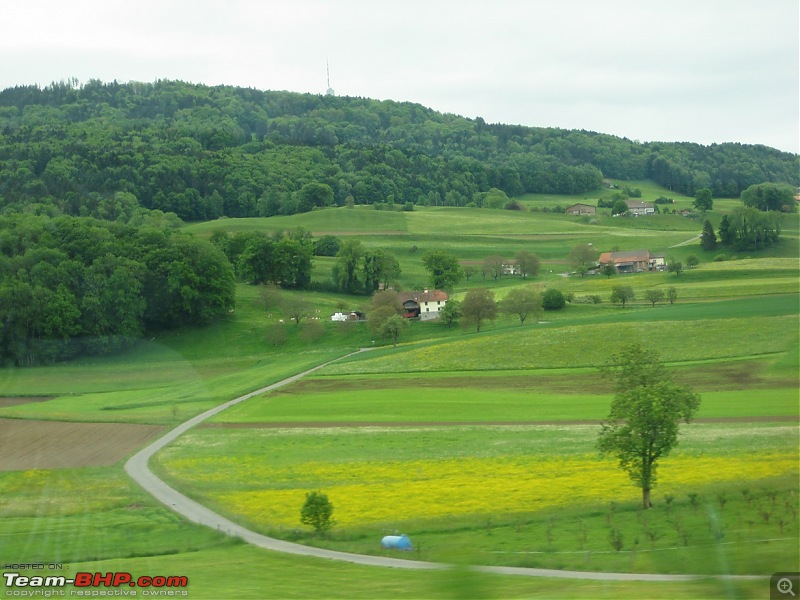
[206,452,796,529]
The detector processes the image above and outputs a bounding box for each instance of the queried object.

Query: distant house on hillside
[397,289,448,321]
[597,250,665,273]
[331,310,367,322]
[625,200,655,216]
[566,203,597,216]
[502,263,520,275]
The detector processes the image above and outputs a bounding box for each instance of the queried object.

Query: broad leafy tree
[500,286,542,325]
[644,289,665,307]
[439,299,461,326]
[569,244,598,275]
[610,285,635,308]
[461,288,497,332]
[666,286,678,304]
[514,250,541,279]
[332,240,364,294]
[693,188,713,211]
[482,255,506,280]
[598,345,701,508]
[422,250,463,291]
[601,262,617,278]
[740,183,796,212]
[667,258,683,277]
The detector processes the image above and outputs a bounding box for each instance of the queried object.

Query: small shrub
[608,528,624,552]
[542,288,566,310]
[713,254,728,262]
[300,491,336,535]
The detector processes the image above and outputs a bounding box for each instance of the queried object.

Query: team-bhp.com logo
[4,571,188,596]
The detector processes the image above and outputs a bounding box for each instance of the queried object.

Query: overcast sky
[3,0,798,152]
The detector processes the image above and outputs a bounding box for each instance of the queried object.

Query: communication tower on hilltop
[325,61,335,96]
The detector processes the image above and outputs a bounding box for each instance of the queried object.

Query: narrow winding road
[124,350,757,582]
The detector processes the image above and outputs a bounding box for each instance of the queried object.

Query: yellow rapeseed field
[204,452,796,529]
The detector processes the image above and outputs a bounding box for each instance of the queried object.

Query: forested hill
[1,79,797,221]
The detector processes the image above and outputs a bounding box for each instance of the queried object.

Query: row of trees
[0,213,235,366]
[1,80,796,222]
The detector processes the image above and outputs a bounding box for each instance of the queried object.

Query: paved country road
[124,350,759,582]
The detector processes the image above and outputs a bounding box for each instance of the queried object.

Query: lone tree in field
[598,345,700,509]
[693,188,713,212]
[569,243,597,276]
[461,287,497,332]
[300,491,336,535]
[514,250,541,279]
[610,285,635,308]
[666,286,678,305]
[644,289,665,307]
[422,250,463,291]
[377,314,408,347]
[368,290,407,347]
[601,262,617,278]
[500,286,543,325]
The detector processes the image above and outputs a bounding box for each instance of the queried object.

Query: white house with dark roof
[397,289,448,321]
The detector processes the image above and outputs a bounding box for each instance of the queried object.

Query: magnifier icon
[778,578,796,597]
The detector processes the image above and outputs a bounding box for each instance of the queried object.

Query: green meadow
[2,181,798,598]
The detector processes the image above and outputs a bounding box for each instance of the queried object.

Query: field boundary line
[124,349,763,581]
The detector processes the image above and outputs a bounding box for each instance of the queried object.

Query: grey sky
[4,0,798,152]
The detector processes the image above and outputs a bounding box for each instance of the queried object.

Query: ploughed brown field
[0,414,163,470]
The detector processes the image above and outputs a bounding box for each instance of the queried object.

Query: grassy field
[2,179,798,599]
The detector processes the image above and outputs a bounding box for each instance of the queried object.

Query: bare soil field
[0,396,54,407]
[0,418,164,470]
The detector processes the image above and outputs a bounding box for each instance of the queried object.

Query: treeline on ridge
[0,79,797,221]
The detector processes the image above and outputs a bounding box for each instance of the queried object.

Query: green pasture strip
[155,424,799,473]
[0,349,350,424]
[0,467,230,564]
[209,385,798,425]
[321,314,798,375]
[542,294,799,325]
[212,388,613,423]
[183,208,409,236]
[8,545,763,599]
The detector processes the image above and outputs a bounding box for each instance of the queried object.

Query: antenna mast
[326,60,335,96]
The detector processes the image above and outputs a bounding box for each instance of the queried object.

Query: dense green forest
[0,213,234,366]
[0,79,797,221]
